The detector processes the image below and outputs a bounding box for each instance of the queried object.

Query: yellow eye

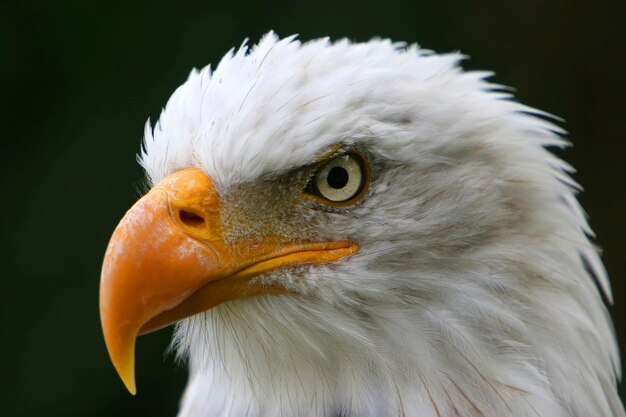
[306,153,368,205]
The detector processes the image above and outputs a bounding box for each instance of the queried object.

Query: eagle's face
[100,34,622,417]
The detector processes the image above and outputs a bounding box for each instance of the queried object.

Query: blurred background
[1,0,624,415]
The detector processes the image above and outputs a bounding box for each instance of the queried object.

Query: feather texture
[140,33,623,417]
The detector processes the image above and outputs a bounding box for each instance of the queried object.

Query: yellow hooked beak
[99,168,358,394]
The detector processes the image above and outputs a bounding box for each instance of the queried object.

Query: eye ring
[305,152,369,206]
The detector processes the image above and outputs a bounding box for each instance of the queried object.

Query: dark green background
[1,1,624,416]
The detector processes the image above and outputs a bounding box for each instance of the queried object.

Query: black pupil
[327,166,349,189]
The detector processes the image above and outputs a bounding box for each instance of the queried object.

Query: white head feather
[139,32,623,417]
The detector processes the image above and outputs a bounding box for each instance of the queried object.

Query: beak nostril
[179,210,205,228]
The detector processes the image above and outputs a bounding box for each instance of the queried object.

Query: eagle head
[100,33,623,417]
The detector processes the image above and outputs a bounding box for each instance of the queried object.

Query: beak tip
[102,324,139,396]
[117,361,137,395]
[125,381,137,396]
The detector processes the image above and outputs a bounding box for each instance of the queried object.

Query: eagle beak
[99,168,357,394]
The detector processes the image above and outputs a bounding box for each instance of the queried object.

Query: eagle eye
[305,152,368,205]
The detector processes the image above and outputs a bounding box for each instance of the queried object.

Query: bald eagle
[100,33,624,417]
